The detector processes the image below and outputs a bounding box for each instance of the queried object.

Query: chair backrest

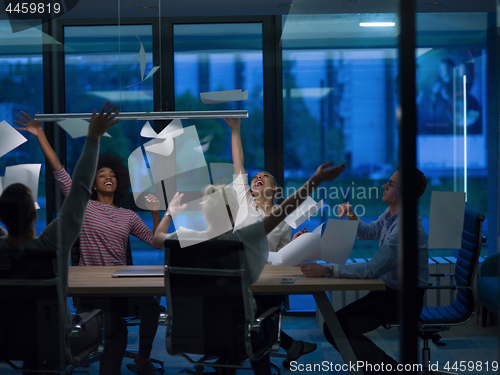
[451,209,485,315]
[420,209,485,324]
[0,248,72,366]
[163,238,253,360]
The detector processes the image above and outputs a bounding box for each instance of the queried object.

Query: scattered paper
[57,119,111,139]
[140,121,158,138]
[141,119,185,158]
[140,119,184,139]
[0,120,27,157]
[200,89,248,104]
[268,223,324,266]
[428,191,466,249]
[194,133,214,153]
[267,231,321,266]
[2,164,42,209]
[145,137,174,157]
[320,219,358,264]
[126,35,160,88]
[284,197,323,229]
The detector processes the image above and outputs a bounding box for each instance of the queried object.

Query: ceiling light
[35,110,248,122]
[359,22,396,27]
[279,3,302,8]
[134,6,158,11]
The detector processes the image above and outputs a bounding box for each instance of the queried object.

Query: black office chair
[71,237,165,374]
[417,209,486,374]
[164,238,280,375]
[0,248,103,374]
[385,209,485,374]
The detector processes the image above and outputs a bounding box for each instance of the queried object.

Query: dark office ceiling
[44,0,499,19]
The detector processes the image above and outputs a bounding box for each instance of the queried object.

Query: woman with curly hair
[15,112,163,375]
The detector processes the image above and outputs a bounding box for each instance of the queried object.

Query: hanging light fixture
[35,110,248,122]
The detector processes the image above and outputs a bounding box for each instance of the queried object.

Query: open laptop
[112,268,164,278]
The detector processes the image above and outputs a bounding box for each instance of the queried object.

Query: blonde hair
[202,184,239,228]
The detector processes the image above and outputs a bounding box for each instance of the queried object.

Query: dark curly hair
[90,153,130,205]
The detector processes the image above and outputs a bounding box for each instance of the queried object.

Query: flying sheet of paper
[267,223,324,266]
[320,219,358,264]
[267,232,321,266]
[200,89,248,104]
[145,137,174,157]
[140,119,184,139]
[57,119,111,139]
[0,121,27,157]
[2,164,42,209]
[126,36,160,88]
[284,197,323,229]
[428,191,466,249]
[140,120,186,159]
[194,134,213,153]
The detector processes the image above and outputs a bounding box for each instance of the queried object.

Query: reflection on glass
[173,23,264,177]
[0,21,46,230]
[282,13,490,258]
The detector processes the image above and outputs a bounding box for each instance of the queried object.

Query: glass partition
[64,24,158,260]
[282,12,492,259]
[173,23,264,177]
[0,21,45,233]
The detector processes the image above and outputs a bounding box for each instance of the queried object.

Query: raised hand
[224,117,241,131]
[14,111,43,137]
[87,102,120,141]
[337,202,357,220]
[145,194,160,212]
[167,192,187,216]
[292,228,308,241]
[313,162,345,184]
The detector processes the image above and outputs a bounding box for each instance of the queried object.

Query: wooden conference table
[68,264,385,375]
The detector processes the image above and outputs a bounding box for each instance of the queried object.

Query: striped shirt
[53,167,155,266]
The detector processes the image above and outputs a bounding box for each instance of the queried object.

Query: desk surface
[68,265,385,296]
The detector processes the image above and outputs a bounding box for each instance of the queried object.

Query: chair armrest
[255,306,279,323]
[158,312,168,325]
[251,306,280,333]
[70,309,103,338]
[73,309,102,326]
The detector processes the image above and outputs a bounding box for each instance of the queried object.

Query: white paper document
[1,164,42,209]
[200,89,248,104]
[428,191,466,249]
[0,120,27,157]
[320,219,358,264]
[284,197,323,229]
[126,36,160,88]
[140,119,184,140]
[57,119,111,139]
[267,230,321,266]
[267,219,357,266]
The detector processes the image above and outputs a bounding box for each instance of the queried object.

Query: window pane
[0,21,45,232]
[173,23,264,188]
[282,14,398,258]
[282,13,491,259]
[415,13,489,258]
[64,25,157,258]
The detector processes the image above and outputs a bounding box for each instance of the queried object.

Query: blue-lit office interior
[0,0,499,373]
